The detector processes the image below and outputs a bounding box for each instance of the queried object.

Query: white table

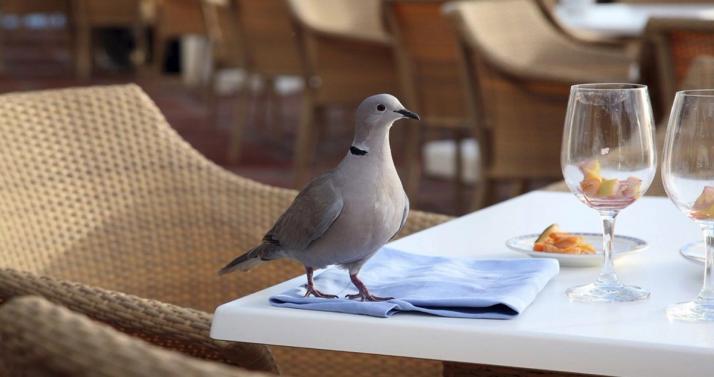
[211,191,714,377]
[555,3,714,37]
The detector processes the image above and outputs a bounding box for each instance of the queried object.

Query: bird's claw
[345,292,393,302]
[304,286,338,299]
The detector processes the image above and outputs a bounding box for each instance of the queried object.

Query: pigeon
[219,94,419,301]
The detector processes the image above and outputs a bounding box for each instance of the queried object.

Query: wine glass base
[566,282,650,303]
[667,299,714,322]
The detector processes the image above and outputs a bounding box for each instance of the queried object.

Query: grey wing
[391,193,410,240]
[265,172,343,251]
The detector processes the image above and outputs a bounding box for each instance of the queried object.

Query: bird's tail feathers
[218,244,280,275]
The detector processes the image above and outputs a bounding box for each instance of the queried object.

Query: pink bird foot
[345,273,393,302]
[304,267,337,299]
[304,286,338,299]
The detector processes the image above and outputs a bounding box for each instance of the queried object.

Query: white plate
[506,233,648,267]
[680,241,704,264]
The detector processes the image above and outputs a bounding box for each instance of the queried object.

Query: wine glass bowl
[662,90,714,321]
[562,83,657,303]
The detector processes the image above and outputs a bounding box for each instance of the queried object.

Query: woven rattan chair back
[201,0,243,70]
[223,0,303,163]
[643,18,714,117]
[443,0,567,206]
[0,84,302,312]
[233,0,302,76]
[287,0,397,104]
[383,0,470,210]
[444,0,634,208]
[384,0,466,124]
[0,84,453,377]
[285,0,400,186]
[0,296,277,377]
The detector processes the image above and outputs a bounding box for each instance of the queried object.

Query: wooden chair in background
[0,0,68,16]
[199,0,244,124]
[0,0,72,74]
[383,0,472,212]
[72,0,148,79]
[535,0,644,67]
[286,0,401,187]
[443,0,635,209]
[225,0,303,163]
[643,18,714,121]
[153,0,206,75]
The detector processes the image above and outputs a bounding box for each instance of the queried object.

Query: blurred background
[3,0,714,216]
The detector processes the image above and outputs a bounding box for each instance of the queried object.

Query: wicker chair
[198,0,244,124]
[0,85,452,377]
[383,0,472,212]
[642,18,714,120]
[286,0,401,187]
[443,0,635,209]
[224,0,303,163]
[0,295,276,377]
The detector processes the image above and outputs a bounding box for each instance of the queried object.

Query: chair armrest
[0,268,278,374]
[286,0,390,44]
[0,296,276,377]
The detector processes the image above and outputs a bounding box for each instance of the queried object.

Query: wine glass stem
[598,211,619,285]
[699,226,714,302]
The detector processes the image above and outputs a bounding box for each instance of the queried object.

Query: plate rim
[505,232,648,258]
[679,241,704,264]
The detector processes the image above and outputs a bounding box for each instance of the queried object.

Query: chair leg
[226,79,252,164]
[294,96,318,188]
[471,177,494,210]
[452,131,466,214]
[314,105,329,145]
[403,121,422,203]
[130,22,147,70]
[0,28,5,75]
[205,71,219,126]
[512,179,527,197]
[74,25,91,80]
[153,33,166,76]
[263,77,277,133]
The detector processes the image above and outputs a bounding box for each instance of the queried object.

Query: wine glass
[562,83,657,303]
[662,90,714,321]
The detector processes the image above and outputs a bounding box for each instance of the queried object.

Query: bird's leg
[303,267,337,299]
[346,274,393,302]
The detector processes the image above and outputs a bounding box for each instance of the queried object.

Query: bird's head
[355,93,419,127]
[351,94,419,154]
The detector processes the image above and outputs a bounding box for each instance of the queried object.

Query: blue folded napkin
[269,248,559,319]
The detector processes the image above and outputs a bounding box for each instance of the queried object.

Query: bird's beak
[394,108,420,120]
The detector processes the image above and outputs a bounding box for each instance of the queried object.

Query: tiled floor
[0,22,552,216]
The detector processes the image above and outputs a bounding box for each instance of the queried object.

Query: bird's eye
[377,104,386,112]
